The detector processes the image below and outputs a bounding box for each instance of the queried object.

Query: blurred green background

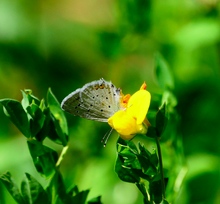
[0,0,219,204]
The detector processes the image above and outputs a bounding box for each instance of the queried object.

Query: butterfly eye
[116,88,121,94]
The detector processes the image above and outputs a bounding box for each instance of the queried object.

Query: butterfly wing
[61,79,121,122]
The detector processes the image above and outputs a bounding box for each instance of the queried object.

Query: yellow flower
[108,82,151,140]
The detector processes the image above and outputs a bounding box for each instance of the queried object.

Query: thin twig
[56,146,69,167]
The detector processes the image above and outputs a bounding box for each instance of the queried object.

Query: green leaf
[138,143,151,158]
[47,88,68,135]
[150,151,159,168]
[116,139,142,169]
[27,140,58,178]
[88,196,102,204]
[117,137,138,153]
[49,114,68,146]
[47,172,90,204]
[115,155,140,183]
[26,103,46,137]
[117,144,137,159]
[66,185,79,196]
[47,172,66,203]
[71,189,90,204]
[20,178,31,204]
[0,172,26,204]
[162,90,177,112]
[21,90,31,110]
[0,99,30,137]
[137,155,157,176]
[22,173,50,204]
[155,53,174,90]
[146,126,157,138]
[47,88,68,146]
[21,90,40,109]
[127,140,139,152]
[136,183,150,203]
[139,144,158,168]
[156,103,168,137]
[35,108,51,142]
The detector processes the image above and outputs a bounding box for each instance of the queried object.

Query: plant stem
[56,146,69,167]
[155,136,166,199]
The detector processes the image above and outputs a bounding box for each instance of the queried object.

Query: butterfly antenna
[101,128,113,147]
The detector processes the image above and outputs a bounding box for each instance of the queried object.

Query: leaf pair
[0,89,68,145]
[0,172,49,204]
[0,88,103,203]
[0,172,102,204]
[115,138,169,203]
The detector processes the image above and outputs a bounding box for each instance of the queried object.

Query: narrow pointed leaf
[136,183,149,203]
[0,172,26,204]
[47,88,68,146]
[21,179,31,204]
[47,171,66,203]
[47,88,68,135]
[24,173,50,204]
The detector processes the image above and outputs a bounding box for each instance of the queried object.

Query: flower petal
[127,90,151,124]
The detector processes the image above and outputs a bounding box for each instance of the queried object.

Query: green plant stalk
[155,136,166,200]
[56,146,69,167]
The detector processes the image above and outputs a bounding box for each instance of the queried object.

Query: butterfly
[61,78,122,145]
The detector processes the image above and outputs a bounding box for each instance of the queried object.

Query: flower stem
[155,136,166,200]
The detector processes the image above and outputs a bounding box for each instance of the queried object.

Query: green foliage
[0,89,68,145]
[115,138,168,203]
[0,53,179,204]
[27,140,58,178]
[114,55,178,204]
[47,88,68,145]
[0,172,49,204]
[0,89,101,204]
[0,99,31,138]
[0,0,219,203]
